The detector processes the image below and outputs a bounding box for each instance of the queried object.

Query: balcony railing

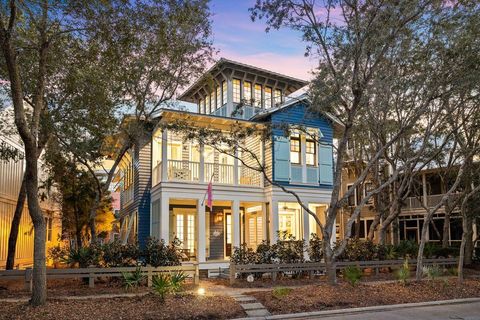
[156,160,261,187]
[402,193,460,210]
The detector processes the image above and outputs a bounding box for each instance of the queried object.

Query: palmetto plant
[152,274,171,301]
[170,271,187,293]
[122,266,144,290]
[395,258,410,285]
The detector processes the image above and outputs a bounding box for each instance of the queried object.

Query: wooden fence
[0,264,199,291]
[230,258,458,284]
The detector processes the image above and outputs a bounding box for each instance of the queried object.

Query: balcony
[153,160,262,187]
[402,194,460,211]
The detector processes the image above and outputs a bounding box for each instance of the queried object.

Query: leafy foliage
[152,274,171,301]
[343,265,363,287]
[170,271,188,293]
[143,237,183,267]
[63,246,101,268]
[101,240,140,267]
[395,258,411,285]
[422,264,442,281]
[272,287,292,299]
[308,234,323,262]
[122,266,144,290]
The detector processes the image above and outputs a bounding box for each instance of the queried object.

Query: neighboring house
[116,58,342,270]
[0,134,61,269]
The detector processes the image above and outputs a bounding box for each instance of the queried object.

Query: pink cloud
[215,49,316,81]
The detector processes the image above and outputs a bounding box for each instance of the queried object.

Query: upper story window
[290,133,301,164]
[274,89,282,106]
[306,139,316,166]
[210,91,215,112]
[222,81,227,105]
[216,86,221,109]
[265,87,272,109]
[244,81,252,104]
[199,98,204,114]
[254,84,262,107]
[233,79,241,103]
[205,94,211,114]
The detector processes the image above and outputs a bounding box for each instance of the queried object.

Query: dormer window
[233,79,241,103]
[199,98,204,114]
[265,87,272,109]
[274,89,282,106]
[244,81,252,104]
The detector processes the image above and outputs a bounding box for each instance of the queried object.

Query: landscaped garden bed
[0,294,245,320]
[248,279,480,315]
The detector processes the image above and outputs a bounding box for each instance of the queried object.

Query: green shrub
[152,274,171,301]
[256,241,276,264]
[273,231,305,263]
[272,287,292,299]
[377,244,398,260]
[170,271,187,293]
[122,266,144,290]
[447,267,458,276]
[395,240,418,258]
[230,244,258,265]
[308,234,323,262]
[343,265,362,286]
[395,258,410,285]
[423,264,442,281]
[48,245,68,265]
[63,246,100,268]
[143,237,182,267]
[423,243,441,258]
[102,240,140,267]
[340,239,376,261]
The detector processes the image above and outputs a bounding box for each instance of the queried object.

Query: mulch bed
[249,279,480,315]
[0,293,245,320]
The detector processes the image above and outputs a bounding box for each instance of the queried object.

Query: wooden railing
[0,264,199,291]
[229,258,458,284]
[168,160,200,181]
[403,194,460,210]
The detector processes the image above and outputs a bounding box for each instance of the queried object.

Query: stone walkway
[229,292,271,317]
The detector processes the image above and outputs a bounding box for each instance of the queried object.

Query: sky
[209,0,316,81]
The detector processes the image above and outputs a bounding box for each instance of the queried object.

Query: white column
[160,195,169,241]
[197,200,206,263]
[199,144,205,183]
[161,129,168,181]
[301,135,307,183]
[302,203,310,260]
[269,200,279,243]
[261,203,268,241]
[422,173,428,206]
[233,149,239,185]
[232,200,241,248]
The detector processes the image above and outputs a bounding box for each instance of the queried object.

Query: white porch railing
[154,160,262,186]
[167,160,200,181]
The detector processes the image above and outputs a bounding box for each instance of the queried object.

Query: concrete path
[233,298,480,320]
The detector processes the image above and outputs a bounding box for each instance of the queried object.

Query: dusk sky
[209,0,316,80]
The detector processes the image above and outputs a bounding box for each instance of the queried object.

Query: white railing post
[233,149,239,185]
[199,144,205,183]
[161,129,168,182]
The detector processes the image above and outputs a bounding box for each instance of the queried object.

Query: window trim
[305,139,317,166]
[233,78,241,103]
[290,135,301,165]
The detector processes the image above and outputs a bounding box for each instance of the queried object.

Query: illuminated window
[226,214,232,244]
[290,134,301,164]
[243,81,252,104]
[45,216,52,242]
[254,84,262,107]
[199,98,204,114]
[306,140,316,166]
[274,89,282,106]
[216,86,221,109]
[278,202,302,238]
[222,81,227,105]
[233,79,241,103]
[187,214,195,253]
[168,141,182,161]
[176,215,184,242]
[205,94,210,114]
[265,87,272,109]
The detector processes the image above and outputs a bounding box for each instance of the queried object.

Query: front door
[175,212,195,259]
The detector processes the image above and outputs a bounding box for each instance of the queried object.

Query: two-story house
[116,59,342,270]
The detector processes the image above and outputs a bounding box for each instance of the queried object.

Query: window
[243,81,252,104]
[278,202,302,239]
[199,98,204,114]
[264,87,272,109]
[222,81,227,105]
[274,89,282,106]
[210,91,215,112]
[290,134,301,164]
[254,84,262,107]
[216,86,221,109]
[233,79,241,103]
[45,216,53,242]
[205,94,211,114]
[306,140,316,166]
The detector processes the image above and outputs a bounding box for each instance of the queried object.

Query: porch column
[160,195,169,241]
[232,200,241,248]
[233,149,239,185]
[199,144,205,183]
[261,203,268,242]
[197,200,206,263]
[269,200,279,243]
[161,129,168,181]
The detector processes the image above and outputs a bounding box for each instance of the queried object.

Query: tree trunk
[464,216,473,266]
[5,175,27,270]
[323,242,337,285]
[367,214,381,241]
[458,214,469,283]
[416,213,431,281]
[442,210,450,248]
[24,145,47,306]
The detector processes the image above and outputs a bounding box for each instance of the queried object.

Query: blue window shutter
[319,144,333,185]
[274,136,290,181]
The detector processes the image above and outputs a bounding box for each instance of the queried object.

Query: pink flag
[207,181,213,210]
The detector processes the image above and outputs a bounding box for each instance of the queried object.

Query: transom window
[233,79,241,103]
